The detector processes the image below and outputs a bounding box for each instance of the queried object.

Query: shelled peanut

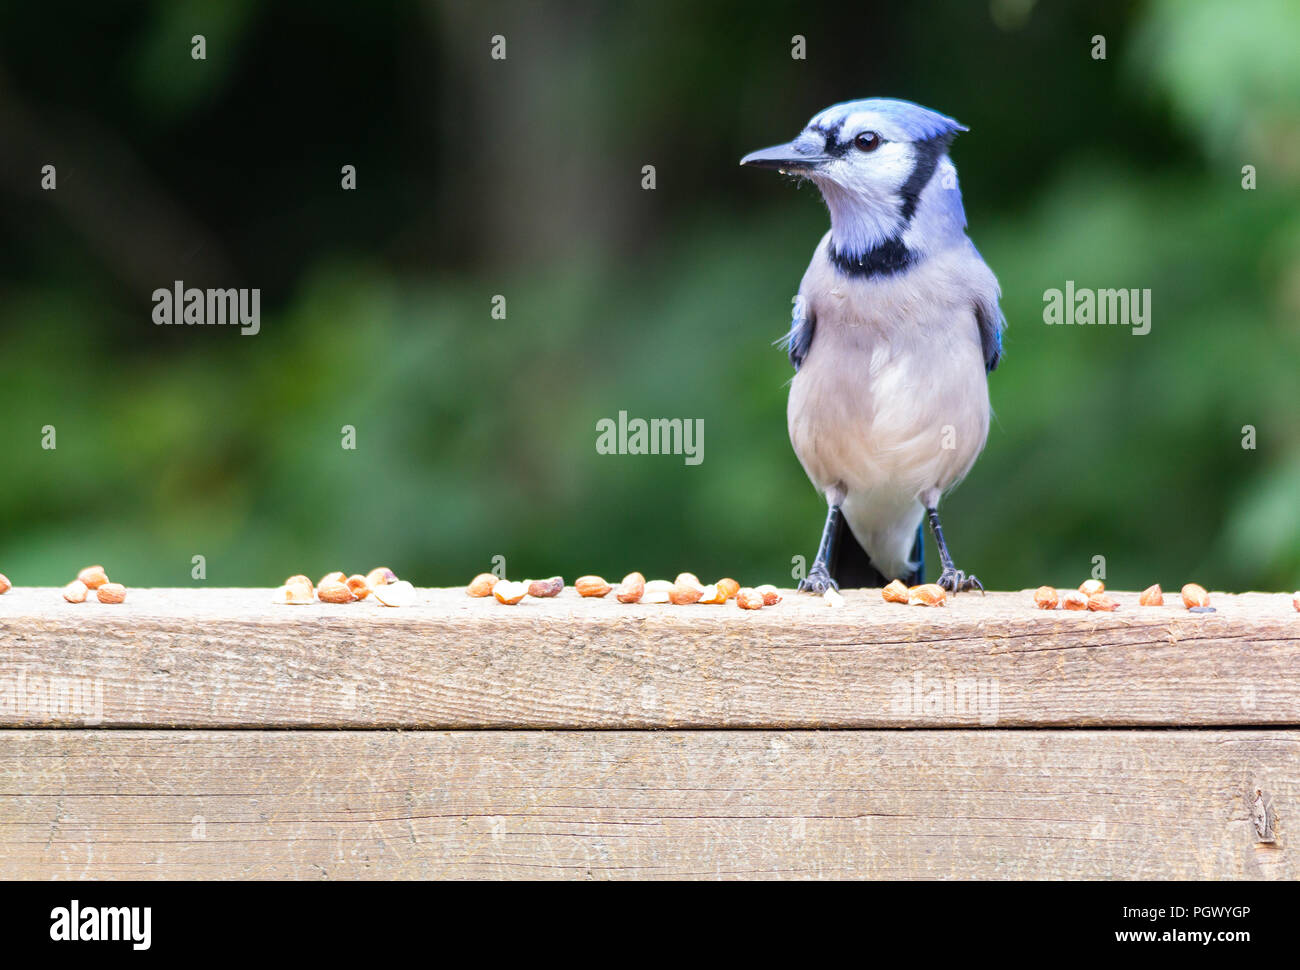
[576,576,612,598]
[882,580,910,604]
[1032,586,1059,610]
[616,572,646,603]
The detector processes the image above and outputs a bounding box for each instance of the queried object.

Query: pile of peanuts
[1030,579,1119,612]
[63,565,127,604]
[467,572,783,610]
[880,580,948,608]
[1,564,1295,616]
[273,567,416,607]
[1031,580,1217,613]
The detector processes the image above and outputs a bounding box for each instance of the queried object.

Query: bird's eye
[854,131,881,153]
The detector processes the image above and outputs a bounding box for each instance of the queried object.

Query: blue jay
[741,98,1004,594]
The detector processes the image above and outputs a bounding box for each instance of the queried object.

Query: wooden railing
[1,587,1295,878]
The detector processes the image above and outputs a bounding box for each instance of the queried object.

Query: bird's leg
[926,505,984,594]
[798,504,842,594]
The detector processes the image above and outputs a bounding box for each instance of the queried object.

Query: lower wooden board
[0,729,1292,879]
[1,587,1298,728]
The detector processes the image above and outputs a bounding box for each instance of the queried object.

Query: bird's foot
[937,568,984,594]
[798,564,839,595]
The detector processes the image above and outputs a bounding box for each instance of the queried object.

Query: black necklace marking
[829,236,915,279]
[828,131,958,278]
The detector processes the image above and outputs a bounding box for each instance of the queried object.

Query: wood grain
[0,729,1291,880]
[1,587,1297,728]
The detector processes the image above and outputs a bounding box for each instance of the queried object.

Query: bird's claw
[798,565,839,595]
[937,568,984,594]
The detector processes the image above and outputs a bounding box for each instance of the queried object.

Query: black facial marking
[898,132,955,221]
[829,236,915,279]
[813,125,851,158]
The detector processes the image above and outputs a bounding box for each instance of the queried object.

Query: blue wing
[782,294,815,371]
[975,297,1005,372]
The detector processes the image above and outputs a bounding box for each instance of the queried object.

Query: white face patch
[805,135,919,254]
[820,138,916,197]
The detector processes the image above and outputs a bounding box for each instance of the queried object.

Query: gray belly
[787,321,990,502]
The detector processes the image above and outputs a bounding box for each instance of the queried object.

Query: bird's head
[741,98,969,263]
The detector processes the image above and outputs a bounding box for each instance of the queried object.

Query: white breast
[787,234,993,577]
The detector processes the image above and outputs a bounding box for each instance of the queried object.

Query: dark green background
[1,0,1297,591]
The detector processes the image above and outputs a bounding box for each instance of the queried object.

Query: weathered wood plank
[0,587,1296,728]
[0,729,1291,880]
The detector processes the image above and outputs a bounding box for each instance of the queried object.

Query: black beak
[739,140,830,172]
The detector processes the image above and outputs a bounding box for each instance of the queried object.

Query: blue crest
[809,98,967,143]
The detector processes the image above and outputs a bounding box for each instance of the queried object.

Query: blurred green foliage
[0,0,1297,591]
